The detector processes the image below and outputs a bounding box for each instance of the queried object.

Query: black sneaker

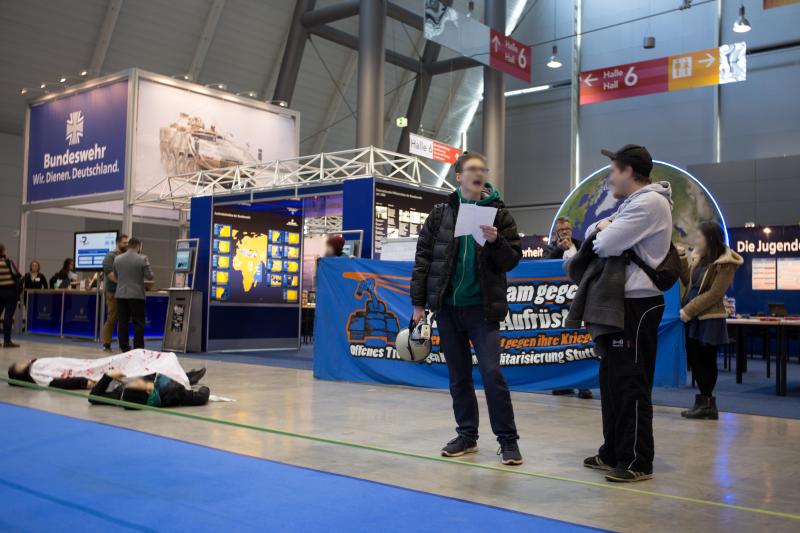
[605,467,653,483]
[497,440,523,466]
[187,368,207,386]
[3,342,20,348]
[441,436,478,457]
[102,344,112,353]
[583,455,612,471]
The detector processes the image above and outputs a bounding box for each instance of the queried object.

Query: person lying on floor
[88,370,209,408]
[6,349,207,406]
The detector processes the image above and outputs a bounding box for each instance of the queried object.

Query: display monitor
[74,231,118,271]
[210,202,303,304]
[175,249,194,272]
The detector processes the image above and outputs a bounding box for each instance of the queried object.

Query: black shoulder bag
[625,243,681,292]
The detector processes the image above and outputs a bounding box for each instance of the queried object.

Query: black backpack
[625,243,681,292]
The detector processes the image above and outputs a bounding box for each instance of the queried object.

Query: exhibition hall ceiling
[0,0,490,158]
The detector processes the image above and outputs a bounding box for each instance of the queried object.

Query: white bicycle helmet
[395,317,432,363]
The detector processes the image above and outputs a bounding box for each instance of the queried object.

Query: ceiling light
[205,83,227,90]
[236,91,259,98]
[504,85,551,97]
[547,45,562,69]
[19,88,28,95]
[269,99,289,108]
[80,70,88,77]
[59,76,68,83]
[40,82,47,89]
[744,222,755,228]
[763,227,772,235]
[733,4,751,33]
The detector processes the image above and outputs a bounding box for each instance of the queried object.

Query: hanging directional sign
[489,29,531,82]
[424,0,532,82]
[409,133,462,165]
[580,42,747,105]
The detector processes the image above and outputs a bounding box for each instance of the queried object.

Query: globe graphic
[553,161,726,249]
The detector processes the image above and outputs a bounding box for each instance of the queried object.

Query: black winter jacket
[410,189,522,321]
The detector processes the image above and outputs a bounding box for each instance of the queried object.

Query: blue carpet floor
[0,403,603,532]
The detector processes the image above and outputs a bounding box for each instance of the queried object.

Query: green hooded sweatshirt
[447,186,501,306]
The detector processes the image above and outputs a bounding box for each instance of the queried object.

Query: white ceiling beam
[432,69,466,142]
[312,50,358,154]
[261,26,291,100]
[188,0,226,81]
[383,33,425,144]
[89,0,123,75]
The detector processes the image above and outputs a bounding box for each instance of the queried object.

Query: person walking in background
[23,261,48,290]
[101,234,128,352]
[679,221,742,420]
[581,145,672,483]
[0,244,22,348]
[547,218,592,400]
[113,237,154,352]
[411,151,524,466]
[50,258,77,289]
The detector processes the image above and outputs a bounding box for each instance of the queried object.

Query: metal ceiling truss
[132,146,453,210]
[275,0,477,111]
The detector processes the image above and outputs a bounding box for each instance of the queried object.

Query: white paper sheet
[454,203,498,245]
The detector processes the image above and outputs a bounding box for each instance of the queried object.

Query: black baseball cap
[601,144,653,177]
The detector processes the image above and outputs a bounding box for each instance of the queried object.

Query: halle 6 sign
[580,43,746,105]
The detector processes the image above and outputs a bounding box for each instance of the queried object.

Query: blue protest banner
[26,80,128,203]
[313,257,685,391]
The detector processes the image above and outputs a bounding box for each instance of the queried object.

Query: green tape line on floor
[2,376,798,522]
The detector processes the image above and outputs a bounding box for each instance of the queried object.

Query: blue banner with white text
[313,258,685,391]
[26,80,128,202]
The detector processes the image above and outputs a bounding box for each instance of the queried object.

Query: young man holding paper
[410,152,524,465]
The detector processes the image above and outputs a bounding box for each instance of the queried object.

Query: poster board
[373,181,448,257]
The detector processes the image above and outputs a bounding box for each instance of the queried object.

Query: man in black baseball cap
[600,145,653,196]
[579,143,673,483]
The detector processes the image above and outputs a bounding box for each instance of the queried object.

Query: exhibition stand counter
[25,289,168,340]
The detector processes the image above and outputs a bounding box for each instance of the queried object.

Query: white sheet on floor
[29,349,191,389]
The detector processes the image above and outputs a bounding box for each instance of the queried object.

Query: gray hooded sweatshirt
[585,181,673,298]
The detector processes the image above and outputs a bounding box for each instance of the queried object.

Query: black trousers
[686,336,719,396]
[595,295,664,473]
[116,298,146,351]
[0,288,18,344]
[436,304,518,443]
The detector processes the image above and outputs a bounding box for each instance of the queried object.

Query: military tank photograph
[159,113,259,175]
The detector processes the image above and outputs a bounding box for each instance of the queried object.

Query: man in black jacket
[544,217,582,260]
[411,152,523,466]
[546,218,593,399]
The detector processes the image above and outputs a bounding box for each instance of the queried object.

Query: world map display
[554,161,725,249]
[211,203,302,305]
[231,231,268,293]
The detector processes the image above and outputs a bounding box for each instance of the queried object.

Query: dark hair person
[678,221,742,420]
[0,243,22,347]
[50,258,77,289]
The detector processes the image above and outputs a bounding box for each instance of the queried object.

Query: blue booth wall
[313,258,686,391]
[728,226,800,315]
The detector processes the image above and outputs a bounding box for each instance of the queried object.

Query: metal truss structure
[132,146,454,211]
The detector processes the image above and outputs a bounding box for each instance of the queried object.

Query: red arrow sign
[580,58,668,105]
[489,29,531,82]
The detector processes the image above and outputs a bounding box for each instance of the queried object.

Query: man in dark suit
[546,218,593,400]
[113,237,154,352]
[544,217,582,260]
